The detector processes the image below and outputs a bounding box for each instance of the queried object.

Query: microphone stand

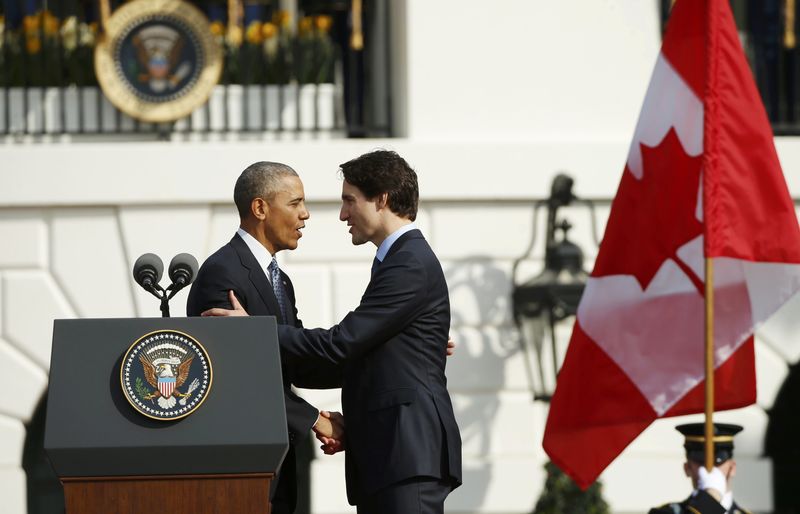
[142,283,177,318]
[160,289,171,318]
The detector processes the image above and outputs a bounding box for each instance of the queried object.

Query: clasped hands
[312,410,346,455]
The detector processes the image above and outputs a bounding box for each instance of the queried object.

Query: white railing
[0,83,341,137]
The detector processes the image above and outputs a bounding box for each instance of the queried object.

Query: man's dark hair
[339,150,419,221]
[233,161,298,219]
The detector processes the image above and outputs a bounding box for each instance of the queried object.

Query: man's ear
[376,192,389,211]
[251,197,268,220]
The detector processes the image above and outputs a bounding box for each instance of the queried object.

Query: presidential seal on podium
[94,0,222,123]
[121,329,213,420]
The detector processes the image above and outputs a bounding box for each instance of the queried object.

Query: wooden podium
[45,317,288,514]
[61,474,273,514]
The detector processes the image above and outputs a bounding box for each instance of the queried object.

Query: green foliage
[533,461,610,514]
[134,377,153,401]
[293,17,335,84]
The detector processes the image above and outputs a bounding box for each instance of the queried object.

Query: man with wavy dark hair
[337,149,419,222]
[204,150,462,514]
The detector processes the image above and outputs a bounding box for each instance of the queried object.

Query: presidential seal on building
[95,0,222,122]
[121,329,213,420]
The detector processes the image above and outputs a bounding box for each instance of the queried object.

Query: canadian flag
[543,0,800,489]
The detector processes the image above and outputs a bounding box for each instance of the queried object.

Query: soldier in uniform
[649,423,750,514]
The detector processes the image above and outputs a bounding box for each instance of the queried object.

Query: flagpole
[703,0,719,472]
[704,257,715,471]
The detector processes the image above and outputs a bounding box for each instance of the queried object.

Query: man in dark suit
[186,161,342,514]
[205,150,462,514]
[649,423,750,514]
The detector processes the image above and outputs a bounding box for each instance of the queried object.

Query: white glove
[697,466,727,495]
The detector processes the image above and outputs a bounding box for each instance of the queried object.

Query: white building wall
[395,1,662,141]
[1,2,799,513]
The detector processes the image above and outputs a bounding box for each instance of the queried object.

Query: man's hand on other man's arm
[202,290,249,317]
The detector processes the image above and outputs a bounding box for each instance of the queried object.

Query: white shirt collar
[376,222,417,262]
[236,228,274,282]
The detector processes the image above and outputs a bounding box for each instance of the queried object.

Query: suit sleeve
[287,357,345,389]
[278,253,428,364]
[284,388,319,436]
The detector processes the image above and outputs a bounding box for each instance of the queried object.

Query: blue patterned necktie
[268,257,290,322]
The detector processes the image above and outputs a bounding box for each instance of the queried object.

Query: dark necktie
[268,257,290,322]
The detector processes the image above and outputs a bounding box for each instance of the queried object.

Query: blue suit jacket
[279,229,463,504]
[186,234,319,513]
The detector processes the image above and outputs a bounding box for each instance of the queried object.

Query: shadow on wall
[444,256,524,508]
[23,395,64,514]
[766,361,800,514]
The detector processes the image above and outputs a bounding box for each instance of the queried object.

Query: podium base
[61,473,273,514]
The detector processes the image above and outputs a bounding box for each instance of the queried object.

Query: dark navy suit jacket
[186,234,319,513]
[279,229,463,505]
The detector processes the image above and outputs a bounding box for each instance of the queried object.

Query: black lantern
[512,174,595,402]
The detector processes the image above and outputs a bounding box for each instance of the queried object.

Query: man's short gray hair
[234,161,299,219]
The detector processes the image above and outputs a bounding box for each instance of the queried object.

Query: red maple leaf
[594,128,703,291]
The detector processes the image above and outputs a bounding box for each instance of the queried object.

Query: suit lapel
[279,269,297,326]
[230,235,285,323]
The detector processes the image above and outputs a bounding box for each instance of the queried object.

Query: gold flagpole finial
[786,0,796,49]
[350,0,363,51]
[99,0,111,34]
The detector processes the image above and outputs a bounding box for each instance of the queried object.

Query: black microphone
[133,253,164,291]
[168,253,199,293]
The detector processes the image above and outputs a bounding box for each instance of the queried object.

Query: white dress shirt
[236,227,275,283]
